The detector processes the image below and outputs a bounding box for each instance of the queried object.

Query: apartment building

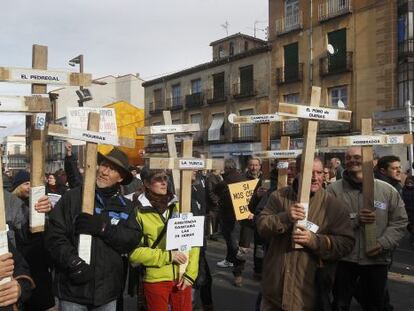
[1,135,27,173]
[269,0,414,163]
[270,0,398,132]
[143,33,271,163]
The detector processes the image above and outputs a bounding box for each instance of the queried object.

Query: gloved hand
[68,256,93,285]
[75,213,106,236]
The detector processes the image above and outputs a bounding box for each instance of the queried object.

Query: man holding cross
[256,154,354,310]
[45,148,142,310]
[328,147,407,310]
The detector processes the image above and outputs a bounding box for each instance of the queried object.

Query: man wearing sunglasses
[45,148,142,311]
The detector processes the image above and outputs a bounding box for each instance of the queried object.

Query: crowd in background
[0,144,413,310]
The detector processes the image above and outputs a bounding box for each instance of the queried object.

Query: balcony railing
[276,63,303,84]
[166,97,183,111]
[149,100,165,114]
[185,92,204,109]
[399,39,414,58]
[319,52,353,76]
[275,11,303,35]
[318,0,352,22]
[233,80,257,98]
[206,87,228,104]
[282,118,350,135]
[232,124,259,142]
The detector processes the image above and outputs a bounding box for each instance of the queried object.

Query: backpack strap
[151,204,175,249]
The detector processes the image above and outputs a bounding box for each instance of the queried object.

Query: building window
[172,119,181,125]
[284,93,300,104]
[398,61,414,107]
[284,42,299,81]
[239,109,255,138]
[329,86,348,108]
[153,88,163,110]
[191,79,202,94]
[244,41,249,51]
[14,145,20,155]
[212,72,225,100]
[171,84,181,107]
[327,28,347,72]
[229,42,235,56]
[285,0,299,22]
[190,113,202,128]
[238,65,254,96]
[218,45,225,58]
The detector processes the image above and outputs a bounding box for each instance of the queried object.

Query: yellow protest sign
[228,179,259,220]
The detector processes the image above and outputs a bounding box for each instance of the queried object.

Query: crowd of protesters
[0,142,412,311]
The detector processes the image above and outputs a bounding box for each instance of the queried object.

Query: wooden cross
[277,86,352,248]
[48,111,135,263]
[228,112,295,180]
[252,136,302,189]
[136,111,200,196]
[149,139,223,275]
[328,118,412,253]
[0,151,11,285]
[0,44,91,233]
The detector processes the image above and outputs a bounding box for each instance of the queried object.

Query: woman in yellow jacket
[130,167,199,311]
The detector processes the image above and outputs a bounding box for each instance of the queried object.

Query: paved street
[125,233,414,310]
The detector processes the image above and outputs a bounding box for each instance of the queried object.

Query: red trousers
[143,281,192,311]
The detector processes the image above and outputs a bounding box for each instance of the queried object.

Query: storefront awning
[208,115,224,141]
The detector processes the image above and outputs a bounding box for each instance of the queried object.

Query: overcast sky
[0,0,268,137]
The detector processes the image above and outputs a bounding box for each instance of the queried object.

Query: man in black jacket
[45,148,142,310]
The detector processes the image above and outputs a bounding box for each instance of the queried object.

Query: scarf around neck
[145,188,174,215]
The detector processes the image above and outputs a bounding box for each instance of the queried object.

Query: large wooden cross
[277,86,352,248]
[48,111,135,263]
[252,136,302,189]
[0,44,92,232]
[0,44,92,233]
[149,139,223,275]
[136,111,200,196]
[228,112,294,179]
[328,118,412,253]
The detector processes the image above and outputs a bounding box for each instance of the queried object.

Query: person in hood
[45,147,142,310]
[129,167,200,311]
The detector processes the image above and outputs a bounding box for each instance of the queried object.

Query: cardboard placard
[228,179,259,220]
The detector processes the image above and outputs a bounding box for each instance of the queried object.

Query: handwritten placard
[228,179,259,220]
[166,214,205,251]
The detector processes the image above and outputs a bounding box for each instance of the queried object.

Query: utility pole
[407,100,414,175]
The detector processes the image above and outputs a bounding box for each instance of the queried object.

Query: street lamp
[69,54,92,107]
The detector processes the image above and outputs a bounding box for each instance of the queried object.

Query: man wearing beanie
[45,148,142,310]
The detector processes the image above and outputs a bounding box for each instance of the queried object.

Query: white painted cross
[228,112,296,180]
[277,86,352,248]
[328,118,413,253]
[253,136,302,189]
[48,111,136,264]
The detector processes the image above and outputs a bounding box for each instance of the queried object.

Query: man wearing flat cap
[45,148,142,310]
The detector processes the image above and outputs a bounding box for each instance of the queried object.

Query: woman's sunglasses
[151,175,168,183]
